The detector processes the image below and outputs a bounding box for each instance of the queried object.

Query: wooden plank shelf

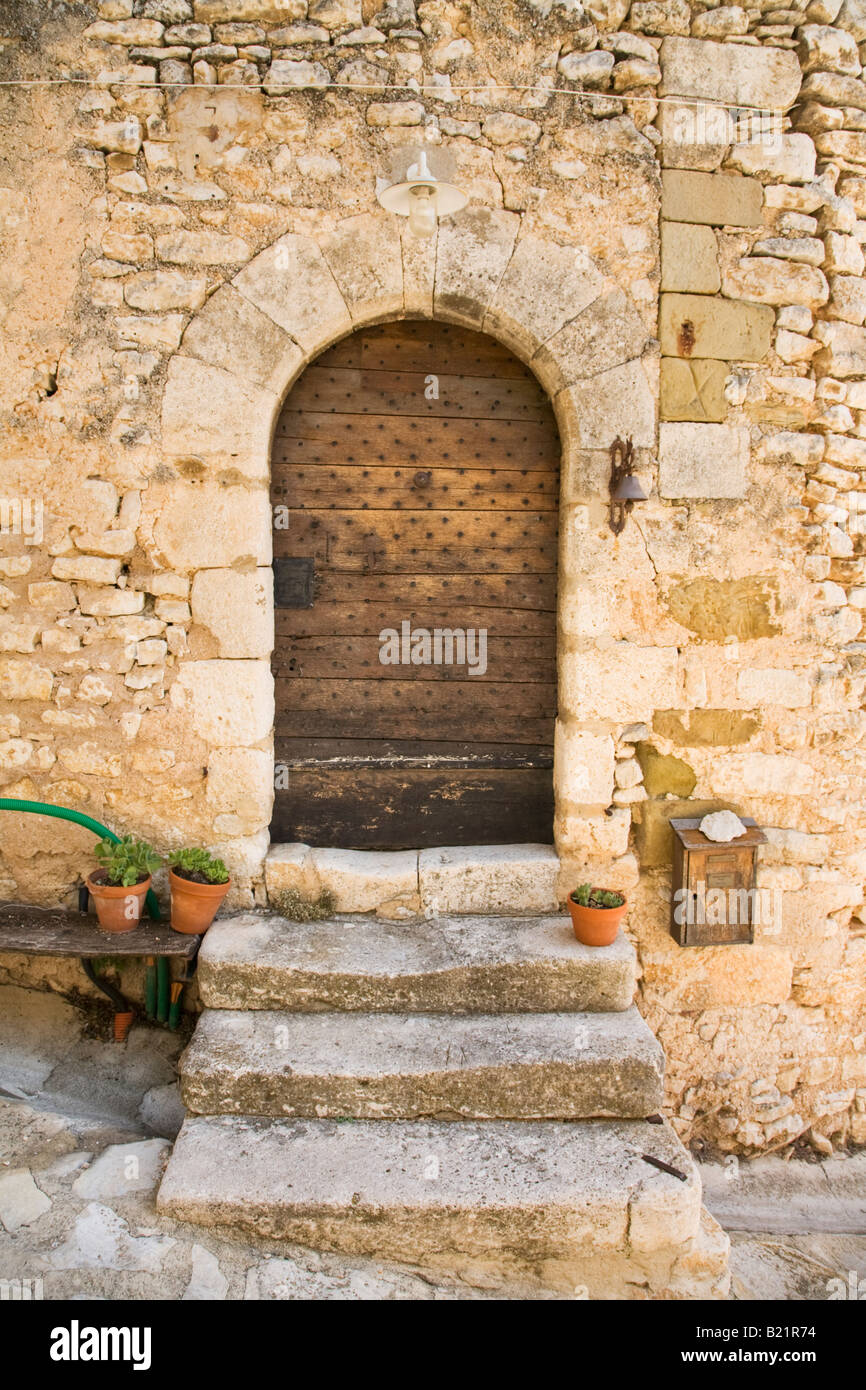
[0,904,200,958]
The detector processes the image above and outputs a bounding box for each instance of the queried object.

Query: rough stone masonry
[0,0,865,1157]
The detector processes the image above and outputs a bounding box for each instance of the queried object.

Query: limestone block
[482,113,541,146]
[798,23,861,75]
[150,482,271,572]
[114,314,185,350]
[736,668,812,708]
[660,358,728,422]
[180,285,303,392]
[708,752,818,797]
[727,134,816,186]
[233,234,352,353]
[0,620,38,654]
[418,845,559,915]
[659,422,749,498]
[661,169,763,227]
[72,529,136,558]
[319,213,404,321]
[692,6,748,37]
[124,270,208,311]
[756,431,825,466]
[554,724,616,805]
[434,208,520,330]
[559,359,656,448]
[190,567,273,658]
[84,18,165,42]
[631,0,691,34]
[51,555,122,584]
[485,238,604,357]
[825,231,865,276]
[660,293,774,360]
[812,320,866,376]
[263,843,319,900]
[77,587,145,616]
[659,37,801,110]
[815,130,866,163]
[366,101,425,127]
[155,229,252,265]
[195,1,306,23]
[828,274,866,324]
[307,848,419,913]
[554,807,632,860]
[561,645,680,723]
[206,747,273,826]
[753,237,825,267]
[162,356,278,480]
[27,581,77,612]
[661,221,720,294]
[174,660,274,746]
[557,51,615,87]
[536,289,651,391]
[57,743,122,777]
[721,257,829,309]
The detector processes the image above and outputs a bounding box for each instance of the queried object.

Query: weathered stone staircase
[157,911,730,1298]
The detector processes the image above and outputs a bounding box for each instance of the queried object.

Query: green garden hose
[156,955,170,1023]
[0,798,161,920]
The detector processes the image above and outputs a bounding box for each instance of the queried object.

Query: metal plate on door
[274,557,316,608]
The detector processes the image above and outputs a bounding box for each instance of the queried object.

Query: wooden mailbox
[669,817,767,947]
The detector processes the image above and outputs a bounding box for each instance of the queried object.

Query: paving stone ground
[0,985,863,1301]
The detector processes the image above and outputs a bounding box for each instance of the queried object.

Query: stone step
[198,912,636,1014]
[157,1114,729,1298]
[180,1006,664,1120]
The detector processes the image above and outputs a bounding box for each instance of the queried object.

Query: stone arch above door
[151,208,660,892]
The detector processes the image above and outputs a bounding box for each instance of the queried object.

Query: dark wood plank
[0,905,200,957]
[275,571,557,614]
[271,464,558,511]
[274,510,558,575]
[272,412,560,467]
[286,366,550,421]
[277,602,555,637]
[275,738,553,768]
[272,634,555,681]
[270,767,554,850]
[316,320,537,379]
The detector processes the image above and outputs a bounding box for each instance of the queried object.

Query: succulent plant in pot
[88,836,161,934]
[567,882,628,947]
[168,848,231,935]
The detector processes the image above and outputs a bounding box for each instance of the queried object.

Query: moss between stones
[653,709,761,747]
[664,576,780,641]
[636,743,697,797]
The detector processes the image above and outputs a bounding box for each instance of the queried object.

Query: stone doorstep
[197,913,638,1014]
[264,842,560,916]
[156,1115,705,1269]
[179,1006,665,1121]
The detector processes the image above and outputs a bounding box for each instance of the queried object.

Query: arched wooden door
[270,319,559,849]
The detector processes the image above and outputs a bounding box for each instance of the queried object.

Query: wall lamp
[609,435,648,535]
[377,147,468,239]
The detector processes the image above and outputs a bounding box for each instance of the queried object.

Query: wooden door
[270,319,559,849]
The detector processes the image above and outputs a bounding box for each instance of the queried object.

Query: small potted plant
[567,882,628,947]
[87,836,161,934]
[168,848,231,935]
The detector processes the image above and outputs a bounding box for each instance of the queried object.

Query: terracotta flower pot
[567,894,628,948]
[86,872,151,935]
[169,868,230,935]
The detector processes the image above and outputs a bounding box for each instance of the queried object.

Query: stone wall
[0,0,864,1154]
